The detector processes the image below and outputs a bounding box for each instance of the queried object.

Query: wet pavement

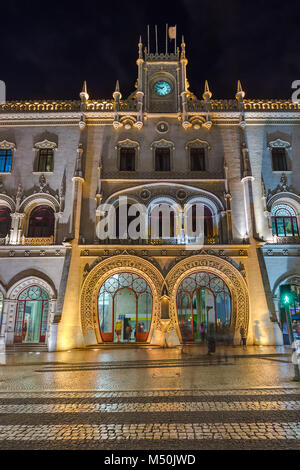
[0,345,299,449]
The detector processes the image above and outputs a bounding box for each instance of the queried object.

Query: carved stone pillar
[0,299,9,352]
[9,212,24,245]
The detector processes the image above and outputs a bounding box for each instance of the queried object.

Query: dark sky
[2,0,300,101]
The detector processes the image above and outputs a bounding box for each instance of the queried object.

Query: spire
[80,80,89,101]
[180,35,186,60]
[138,36,143,60]
[113,80,122,100]
[236,80,245,101]
[203,80,212,100]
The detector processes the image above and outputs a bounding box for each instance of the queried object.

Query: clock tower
[135,30,190,117]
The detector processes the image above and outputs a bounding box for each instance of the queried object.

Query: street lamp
[280,284,300,381]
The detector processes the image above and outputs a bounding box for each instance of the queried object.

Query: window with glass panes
[0,149,12,173]
[272,148,287,171]
[120,147,135,171]
[28,206,55,237]
[190,147,205,171]
[38,148,54,172]
[271,204,299,237]
[155,147,170,171]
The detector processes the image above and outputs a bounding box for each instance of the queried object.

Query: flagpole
[147,24,150,53]
[155,24,158,54]
[175,24,177,54]
[166,23,168,54]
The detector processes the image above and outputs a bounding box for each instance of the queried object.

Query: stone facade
[0,36,299,351]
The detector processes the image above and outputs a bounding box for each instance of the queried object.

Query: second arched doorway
[177,272,231,341]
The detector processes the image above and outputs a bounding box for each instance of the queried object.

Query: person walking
[200,322,206,343]
[125,323,132,341]
[115,318,122,343]
[240,326,247,349]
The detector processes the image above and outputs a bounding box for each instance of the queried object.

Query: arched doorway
[14,286,49,343]
[98,272,153,343]
[177,272,231,341]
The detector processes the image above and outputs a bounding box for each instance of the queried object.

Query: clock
[153,80,171,96]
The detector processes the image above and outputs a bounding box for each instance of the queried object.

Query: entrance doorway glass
[177,272,231,342]
[14,286,49,343]
[98,273,153,342]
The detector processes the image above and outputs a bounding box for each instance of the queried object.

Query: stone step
[6,343,48,353]
[82,343,161,350]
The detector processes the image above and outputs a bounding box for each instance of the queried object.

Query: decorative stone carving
[267,173,295,200]
[268,138,291,149]
[0,140,16,150]
[34,139,57,150]
[156,122,169,133]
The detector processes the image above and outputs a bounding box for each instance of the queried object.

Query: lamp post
[280,285,300,381]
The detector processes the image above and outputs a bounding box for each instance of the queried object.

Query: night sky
[2,0,300,101]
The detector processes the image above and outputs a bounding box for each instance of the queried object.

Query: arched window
[28,206,55,238]
[115,204,140,239]
[0,206,11,238]
[191,205,213,238]
[14,286,49,343]
[98,273,153,343]
[177,272,231,342]
[149,203,177,239]
[271,203,299,237]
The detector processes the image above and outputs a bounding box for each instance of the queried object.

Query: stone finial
[236,80,245,101]
[138,35,143,60]
[203,80,212,101]
[180,35,186,60]
[113,80,122,100]
[80,80,89,101]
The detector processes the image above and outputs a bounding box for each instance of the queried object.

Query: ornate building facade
[0,35,299,351]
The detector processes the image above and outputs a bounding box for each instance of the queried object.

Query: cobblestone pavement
[0,347,300,449]
[0,388,299,449]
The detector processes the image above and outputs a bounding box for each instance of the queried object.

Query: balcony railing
[21,236,54,245]
[99,236,221,246]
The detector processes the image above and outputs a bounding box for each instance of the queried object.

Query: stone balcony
[21,236,54,246]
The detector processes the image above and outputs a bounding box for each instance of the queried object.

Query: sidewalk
[0,344,293,366]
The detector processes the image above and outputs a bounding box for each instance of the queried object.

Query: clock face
[153,80,171,96]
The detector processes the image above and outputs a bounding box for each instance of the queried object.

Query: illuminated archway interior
[177,272,231,341]
[14,286,49,343]
[98,272,153,343]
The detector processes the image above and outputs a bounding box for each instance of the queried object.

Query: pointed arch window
[0,206,11,238]
[28,206,55,238]
[271,203,299,237]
